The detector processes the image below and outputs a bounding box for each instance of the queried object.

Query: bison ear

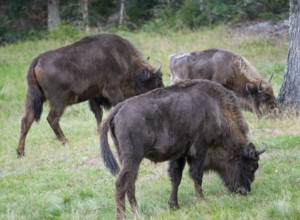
[246,83,257,94]
[140,68,151,81]
[243,143,257,159]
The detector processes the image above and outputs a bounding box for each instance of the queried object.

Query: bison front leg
[168,157,186,210]
[187,149,208,200]
[47,105,68,144]
[89,98,103,131]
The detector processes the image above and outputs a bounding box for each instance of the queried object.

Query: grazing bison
[100,79,266,219]
[16,33,164,157]
[169,48,276,116]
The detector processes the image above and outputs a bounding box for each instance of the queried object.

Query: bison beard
[16,33,164,157]
[100,79,266,220]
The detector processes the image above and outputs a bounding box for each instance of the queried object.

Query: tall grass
[0,26,299,219]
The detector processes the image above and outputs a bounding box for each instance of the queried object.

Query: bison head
[136,61,164,93]
[231,143,266,195]
[204,143,266,195]
[246,75,276,116]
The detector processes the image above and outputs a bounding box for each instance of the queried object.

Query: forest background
[0,0,290,45]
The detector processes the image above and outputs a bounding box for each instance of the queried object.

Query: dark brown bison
[169,48,276,116]
[100,79,266,220]
[16,33,164,157]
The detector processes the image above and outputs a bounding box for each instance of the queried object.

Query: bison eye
[250,163,258,172]
[262,94,270,101]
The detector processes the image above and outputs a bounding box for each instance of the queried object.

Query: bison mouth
[234,178,252,195]
[235,186,250,195]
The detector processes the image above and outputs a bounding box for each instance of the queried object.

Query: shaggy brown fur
[169,48,276,116]
[100,80,266,219]
[16,33,164,157]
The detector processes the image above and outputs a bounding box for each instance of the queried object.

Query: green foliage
[176,0,203,28]
[46,23,84,41]
[243,0,290,20]
[0,0,46,45]
[143,0,289,31]
[0,0,290,44]
[127,0,160,25]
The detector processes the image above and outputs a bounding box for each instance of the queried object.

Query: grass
[0,25,299,219]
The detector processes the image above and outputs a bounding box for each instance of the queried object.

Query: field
[0,26,300,219]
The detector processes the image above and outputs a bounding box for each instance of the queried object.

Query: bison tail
[26,58,44,121]
[100,105,122,176]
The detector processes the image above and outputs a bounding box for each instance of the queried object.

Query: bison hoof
[168,201,180,210]
[195,195,204,201]
[61,138,69,145]
[16,149,25,158]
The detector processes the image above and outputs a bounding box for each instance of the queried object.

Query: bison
[16,33,164,157]
[100,79,266,220]
[169,48,276,116]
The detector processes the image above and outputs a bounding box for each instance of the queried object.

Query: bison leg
[47,105,68,144]
[168,157,186,209]
[89,98,103,131]
[126,168,140,218]
[16,106,35,157]
[187,149,208,200]
[115,163,140,220]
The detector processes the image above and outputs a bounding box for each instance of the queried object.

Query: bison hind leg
[126,168,140,218]
[16,103,36,157]
[115,160,141,219]
[187,145,208,200]
[47,102,68,144]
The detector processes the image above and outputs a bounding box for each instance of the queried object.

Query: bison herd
[17,33,274,219]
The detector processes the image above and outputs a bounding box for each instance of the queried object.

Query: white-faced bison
[100,79,266,219]
[169,48,276,116]
[17,33,164,157]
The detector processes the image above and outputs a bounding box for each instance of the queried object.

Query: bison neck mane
[233,56,263,84]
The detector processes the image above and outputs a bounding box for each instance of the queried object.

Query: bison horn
[268,74,274,83]
[255,143,267,156]
[153,60,162,74]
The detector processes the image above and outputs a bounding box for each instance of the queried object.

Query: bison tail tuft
[26,58,44,121]
[100,106,122,176]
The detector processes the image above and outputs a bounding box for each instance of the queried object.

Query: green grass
[0,25,299,219]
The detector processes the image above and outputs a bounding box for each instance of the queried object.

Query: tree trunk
[81,0,90,33]
[119,0,125,26]
[48,0,60,30]
[277,0,300,109]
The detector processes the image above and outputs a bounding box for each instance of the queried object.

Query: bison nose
[236,187,249,195]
